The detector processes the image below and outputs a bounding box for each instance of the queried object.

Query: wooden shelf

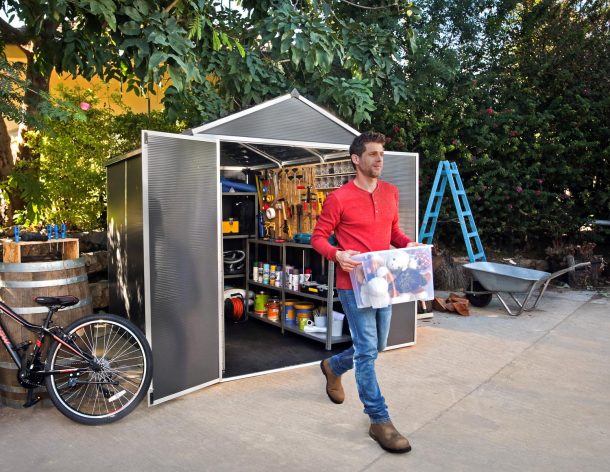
[2,238,79,264]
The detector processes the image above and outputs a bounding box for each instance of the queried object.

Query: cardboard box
[349,245,434,309]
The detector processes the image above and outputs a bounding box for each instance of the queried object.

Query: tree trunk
[10,50,53,219]
[0,117,15,224]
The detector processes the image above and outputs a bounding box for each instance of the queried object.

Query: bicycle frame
[0,300,93,378]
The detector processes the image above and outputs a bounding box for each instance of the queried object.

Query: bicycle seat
[34,296,79,307]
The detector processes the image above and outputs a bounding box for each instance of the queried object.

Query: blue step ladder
[419,161,486,262]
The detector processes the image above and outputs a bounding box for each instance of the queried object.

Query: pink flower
[487,107,494,115]
[451,139,458,145]
[537,179,544,185]
[516,186,523,193]
[393,125,400,133]
[79,102,91,111]
[507,204,513,209]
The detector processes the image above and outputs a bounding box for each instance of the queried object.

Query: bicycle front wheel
[45,314,152,425]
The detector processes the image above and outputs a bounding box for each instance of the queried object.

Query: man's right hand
[335,250,361,272]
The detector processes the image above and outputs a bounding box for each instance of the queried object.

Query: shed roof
[191,89,359,146]
[108,90,359,169]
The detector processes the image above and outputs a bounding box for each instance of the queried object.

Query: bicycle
[0,295,152,425]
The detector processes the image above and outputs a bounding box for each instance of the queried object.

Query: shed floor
[223,318,350,378]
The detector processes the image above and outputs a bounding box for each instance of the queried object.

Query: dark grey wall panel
[145,134,220,402]
[387,302,416,347]
[107,163,127,318]
[382,152,418,346]
[383,152,418,240]
[107,155,145,331]
[199,98,356,145]
[126,156,144,329]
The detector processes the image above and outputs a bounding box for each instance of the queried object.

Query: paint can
[295,302,314,331]
[284,299,297,324]
[254,292,269,317]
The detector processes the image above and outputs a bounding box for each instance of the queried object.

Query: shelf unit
[313,158,356,189]
[245,239,350,350]
[222,192,257,282]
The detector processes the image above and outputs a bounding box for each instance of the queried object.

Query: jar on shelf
[266,298,280,322]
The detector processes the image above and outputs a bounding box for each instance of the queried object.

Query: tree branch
[336,0,400,10]
[0,17,27,44]
[164,1,179,13]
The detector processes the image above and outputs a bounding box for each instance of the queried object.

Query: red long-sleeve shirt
[311,180,412,289]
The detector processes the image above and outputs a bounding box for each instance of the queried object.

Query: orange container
[266,298,280,322]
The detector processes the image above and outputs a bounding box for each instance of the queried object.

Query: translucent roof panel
[195,93,357,145]
[219,141,349,168]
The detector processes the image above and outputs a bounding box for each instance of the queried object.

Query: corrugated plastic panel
[383,151,418,348]
[198,98,356,145]
[145,134,220,403]
[383,152,418,239]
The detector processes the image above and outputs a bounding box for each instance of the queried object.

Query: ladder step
[419,160,485,262]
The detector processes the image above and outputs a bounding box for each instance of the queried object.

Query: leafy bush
[377,0,610,254]
[5,88,181,230]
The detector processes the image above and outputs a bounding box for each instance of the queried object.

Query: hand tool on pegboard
[287,169,295,213]
[296,203,303,234]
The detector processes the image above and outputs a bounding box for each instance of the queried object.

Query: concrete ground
[1,288,609,472]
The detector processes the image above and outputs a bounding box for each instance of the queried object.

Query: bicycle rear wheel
[45,314,152,425]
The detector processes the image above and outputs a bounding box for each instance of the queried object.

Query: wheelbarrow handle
[529,262,592,313]
[547,261,591,281]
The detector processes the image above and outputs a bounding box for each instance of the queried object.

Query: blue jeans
[328,289,392,424]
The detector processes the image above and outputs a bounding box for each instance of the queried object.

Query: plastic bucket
[295,302,314,330]
[284,300,297,324]
[331,311,345,336]
[294,302,314,315]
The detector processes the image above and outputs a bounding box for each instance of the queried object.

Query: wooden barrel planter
[0,257,92,408]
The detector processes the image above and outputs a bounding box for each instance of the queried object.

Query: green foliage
[377,0,610,252]
[162,0,419,127]
[4,88,181,230]
[0,53,86,127]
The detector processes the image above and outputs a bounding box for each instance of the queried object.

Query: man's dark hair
[349,131,386,158]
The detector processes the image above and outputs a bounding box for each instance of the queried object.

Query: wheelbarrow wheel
[466,281,493,307]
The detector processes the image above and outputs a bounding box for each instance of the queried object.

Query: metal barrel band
[0,257,86,273]
[0,274,88,288]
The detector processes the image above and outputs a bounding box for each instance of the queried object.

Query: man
[311,131,419,454]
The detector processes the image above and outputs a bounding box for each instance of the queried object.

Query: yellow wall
[4,45,165,135]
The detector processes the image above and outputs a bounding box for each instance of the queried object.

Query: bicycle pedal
[23,390,41,408]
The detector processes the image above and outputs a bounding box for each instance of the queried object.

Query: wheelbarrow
[463,261,591,316]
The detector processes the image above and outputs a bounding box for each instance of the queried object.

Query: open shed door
[142,131,222,405]
[382,151,419,348]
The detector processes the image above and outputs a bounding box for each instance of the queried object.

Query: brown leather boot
[369,421,412,453]
[320,359,344,404]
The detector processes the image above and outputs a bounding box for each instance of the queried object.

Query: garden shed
[106,90,420,406]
